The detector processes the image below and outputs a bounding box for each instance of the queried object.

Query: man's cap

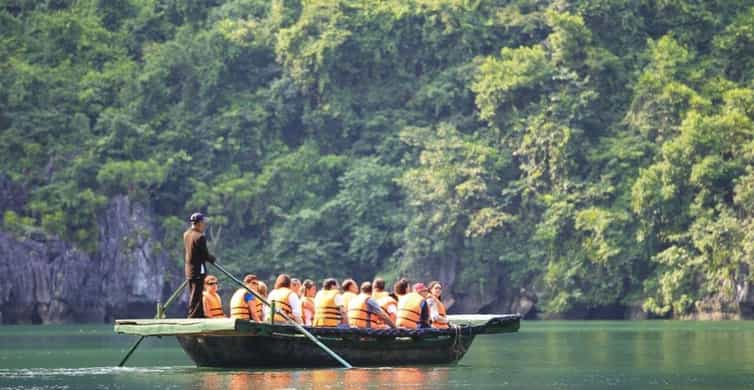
[413,283,428,293]
[189,212,205,223]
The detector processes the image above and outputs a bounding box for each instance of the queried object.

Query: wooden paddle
[118,278,188,367]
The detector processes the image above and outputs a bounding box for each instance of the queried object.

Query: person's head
[257,281,268,297]
[302,279,316,297]
[322,278,339,291]
[342,279,358,294]
[243,274,258,290]
[360,281,372,295]
[373,277,386,292]
[428,281,443,301]
[413,283,429,298]
[394,278,409,296]
[189,212,206,232]
[274,274,291,289]
[291,278,301,294]
[204,275,219,292]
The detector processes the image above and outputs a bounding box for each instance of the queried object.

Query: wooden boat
[115,314,520,368]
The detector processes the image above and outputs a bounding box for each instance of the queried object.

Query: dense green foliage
[2,0,753,317]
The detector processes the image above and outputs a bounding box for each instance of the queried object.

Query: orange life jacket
[397,292,425,329]
[430,297,449,329]
[202,291,224,318]
[270,287,294,322]
[348,293,376,328]
[314,289,342,327]
[301,296,315,326]
[374,291,398,323]
[230,288,252,320]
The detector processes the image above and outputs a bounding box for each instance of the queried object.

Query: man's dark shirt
[418,300,430,328]
[183,227,216,279]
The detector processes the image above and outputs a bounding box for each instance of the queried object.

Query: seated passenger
[427,281,450,329]
[268,274,303,324]
[372,277,397,323]
[230,274,262,321]
[202,275,225,318]
[257,280,268,298]
[348,281,396,329]
[314,278,347,327]
[300,279,316,326]
[392,278,409,302]
[396,283,430,329]
[341,278,359,309]
[291,278,302,299]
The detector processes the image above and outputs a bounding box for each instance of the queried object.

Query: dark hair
[342,279,358,293]
[302,279,316,297]
[394,278,409,295]
[373,277,385,291]
[323,278,338,290]
[360,281,372,294]
[274,273,291,289]
[428,280,443,301]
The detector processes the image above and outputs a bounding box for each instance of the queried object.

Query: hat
[189,212,205,223]
[413,283,428,293]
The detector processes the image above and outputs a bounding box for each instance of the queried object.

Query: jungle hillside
[2,0,754,320]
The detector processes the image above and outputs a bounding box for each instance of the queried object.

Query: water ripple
[0,367,187,379]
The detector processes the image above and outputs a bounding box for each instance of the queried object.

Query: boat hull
[115,314,519,368]
[176,332,475,368]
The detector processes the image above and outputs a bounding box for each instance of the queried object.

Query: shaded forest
[2,0,754,318]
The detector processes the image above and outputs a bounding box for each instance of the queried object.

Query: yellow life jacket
[230,288,252,320]
[314,289,342,327]
[270,287,294,322]
[374,291,398,323]
[202,291,224,318]
[348,293,376,328]
[397,292,425,329]
[430,297,449,329]
[301,296,315,326]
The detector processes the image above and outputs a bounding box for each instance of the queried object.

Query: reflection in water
[197,367,449,390]
[6,322,754,389]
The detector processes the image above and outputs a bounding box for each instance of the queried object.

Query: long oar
[210,262,352,369]
[118,279,188,367]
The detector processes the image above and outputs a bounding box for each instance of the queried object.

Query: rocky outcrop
[0,195,183,324]
[397,251,538,318]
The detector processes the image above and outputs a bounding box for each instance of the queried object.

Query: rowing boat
[114,314,520,368]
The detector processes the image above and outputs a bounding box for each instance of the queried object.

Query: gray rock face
[0,195,183,324]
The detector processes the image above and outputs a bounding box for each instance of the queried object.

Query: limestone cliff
[0,195,183,324]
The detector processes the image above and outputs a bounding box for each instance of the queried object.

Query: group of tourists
[203,273,451,329]
[184,212,450,329]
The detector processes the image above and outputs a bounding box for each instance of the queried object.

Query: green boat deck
[114,314,520,337]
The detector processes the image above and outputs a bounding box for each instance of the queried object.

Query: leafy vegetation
[2,0,754,317]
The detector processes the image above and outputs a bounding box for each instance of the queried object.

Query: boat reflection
[199,366,450,389]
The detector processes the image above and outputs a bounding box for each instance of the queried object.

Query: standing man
[184,212,216,318]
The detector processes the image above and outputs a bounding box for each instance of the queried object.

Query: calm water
[1,321,753,389]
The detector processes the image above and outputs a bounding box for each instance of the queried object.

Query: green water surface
[1,321,752,389]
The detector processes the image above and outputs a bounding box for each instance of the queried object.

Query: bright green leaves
[399,123,510,239]
[473,45,552,122]
[96,159,169,200]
